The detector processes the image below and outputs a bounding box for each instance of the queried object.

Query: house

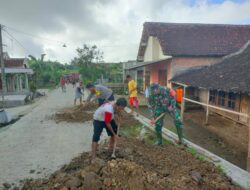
[125,22,250,89]
[171,41,250,125]
[1,53,33,95]
[171,41,250,171]
[0,53,33,107]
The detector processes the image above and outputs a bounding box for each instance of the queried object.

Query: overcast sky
[0,0,250,63]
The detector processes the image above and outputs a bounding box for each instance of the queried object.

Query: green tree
[71,44,104,83]
[28,55,74,88]
[72,44,103,67]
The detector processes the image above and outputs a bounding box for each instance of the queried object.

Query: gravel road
[0,85,94,188]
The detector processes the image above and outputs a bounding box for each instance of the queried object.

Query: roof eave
[128,56,172,70]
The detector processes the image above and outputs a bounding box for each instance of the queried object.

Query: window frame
[218,91,226,107]
[209,90,217,104]
[227,92,237,110]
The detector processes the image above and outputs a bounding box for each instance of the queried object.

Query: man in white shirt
[91,98,127,163]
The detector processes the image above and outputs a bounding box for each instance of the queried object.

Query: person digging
[91,98,127,164]
[168,89,184,144]
[148,83,184,145]
[74,81,84,105]
[86,83,114,107]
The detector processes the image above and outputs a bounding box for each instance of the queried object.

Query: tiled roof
[171,41,250,94]
[137,22,250,60]
[4,58,26,68]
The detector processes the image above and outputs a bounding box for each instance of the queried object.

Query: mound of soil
[52,103,98,123]
[118,111,141,127]
[21,137,241,190]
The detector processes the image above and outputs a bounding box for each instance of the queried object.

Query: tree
[72,44,103,67]
[71,44,123,84]
[71,44,104,83]
[28,55,74,88]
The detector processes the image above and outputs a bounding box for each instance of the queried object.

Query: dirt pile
[118,111,141,127]
[21,136,241,190]
[52,103,98,123]
[101,159,168,190]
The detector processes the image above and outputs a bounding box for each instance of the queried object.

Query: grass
[120,124,173,145]
[216,164,224,173]
[119,124,142,138]
[196,155,206,162]
[187,147,198,156]
[187,147,207,162]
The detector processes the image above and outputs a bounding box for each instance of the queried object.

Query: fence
[181,97,250,172]
[105,83,126,95]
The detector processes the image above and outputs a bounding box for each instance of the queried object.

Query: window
[218,91,226,106]
[209,90,217,104]
[228,92,236,110]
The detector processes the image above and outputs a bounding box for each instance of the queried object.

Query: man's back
[128,80,137,97]
[95,85,113,100]
[93,102,114,121]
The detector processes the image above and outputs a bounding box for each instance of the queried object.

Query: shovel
[111,123,120,159]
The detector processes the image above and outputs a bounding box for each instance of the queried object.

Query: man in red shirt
[60,77,66,92]
[91,98,127,164]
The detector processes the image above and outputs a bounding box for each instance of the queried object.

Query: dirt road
[0,85,94,188]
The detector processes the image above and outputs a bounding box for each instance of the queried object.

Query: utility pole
[0,24,6,108]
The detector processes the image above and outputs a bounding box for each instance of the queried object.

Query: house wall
[239,94,250,123]
[195,89,249,125]
[172,57,222,77]
[209,100,241,122]
[198,89,209,103]
[147,60,172,87]
[144,36,167,62]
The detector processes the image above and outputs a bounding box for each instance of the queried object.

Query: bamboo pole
[180,87,186,121]
[184,97,249,118]
[247,115,250,172]
[205,90,210,125]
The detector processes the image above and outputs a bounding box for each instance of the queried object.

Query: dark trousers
[92,120,117,142]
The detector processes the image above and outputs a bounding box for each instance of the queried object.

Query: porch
[124,57,172,92]
[0,68,33,95]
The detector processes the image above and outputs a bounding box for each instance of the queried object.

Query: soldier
[148,83,183,145]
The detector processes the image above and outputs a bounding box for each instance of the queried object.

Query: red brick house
[125,22,250,89]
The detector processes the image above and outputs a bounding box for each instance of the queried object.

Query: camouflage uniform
[169,93,184,144]
[148,84,183,145]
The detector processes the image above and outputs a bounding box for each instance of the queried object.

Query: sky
[0,0,250,64]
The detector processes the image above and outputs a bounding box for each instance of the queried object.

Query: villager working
[91,98,127,164]
[86,83,114,106]
[148,83,184,145]
[126,75,139,115]
[60,77,66,92]
[74,81,84,105]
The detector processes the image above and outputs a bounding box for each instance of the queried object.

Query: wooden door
[239,94,250,123]
[158,70,167,86]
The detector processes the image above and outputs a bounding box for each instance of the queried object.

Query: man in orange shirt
[126,75,139,115]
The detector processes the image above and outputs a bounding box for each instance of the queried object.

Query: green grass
[169,127,177,134]
[196,155,206,162]
[216,164,224,173]
[187,147,207,162]
[187,147,198,156]
[120,124,142,138]
[120,124,172,145]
